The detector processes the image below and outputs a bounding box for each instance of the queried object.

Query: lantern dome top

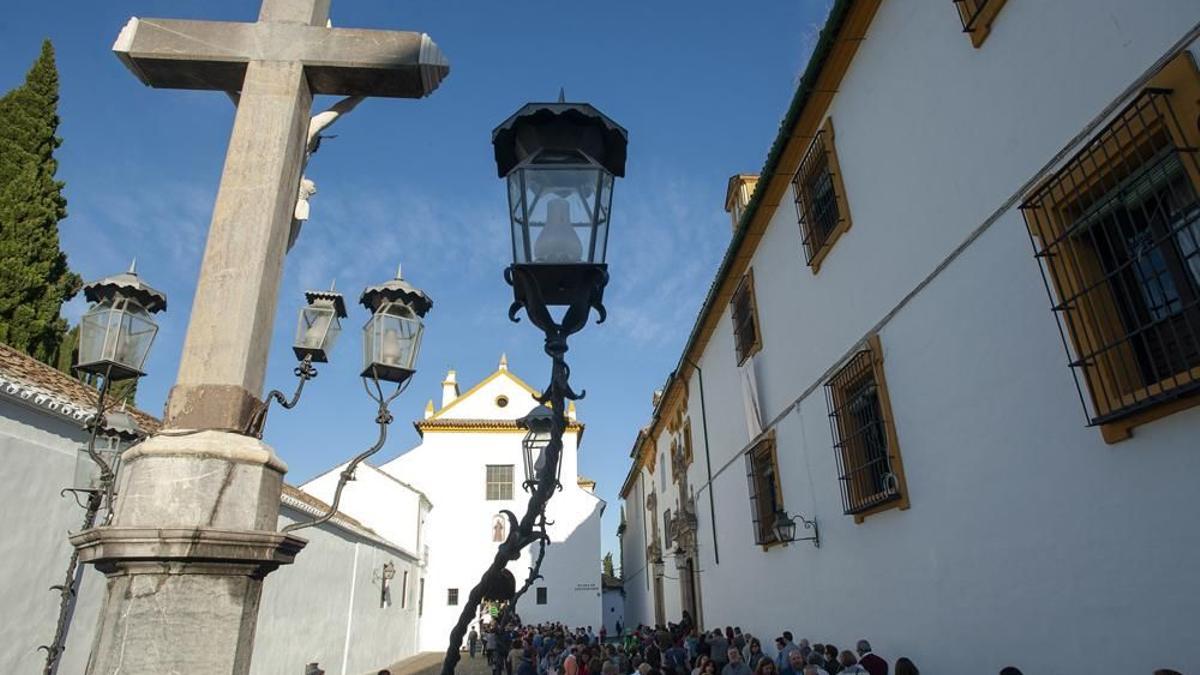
[83,261,167,313]
[304,288,348,319]
[517,404,555,432]
[359,265,433,317]
[100,406,143,442]
[492,101,628,178]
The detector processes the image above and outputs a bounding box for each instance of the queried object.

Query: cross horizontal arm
[114,17,449,98]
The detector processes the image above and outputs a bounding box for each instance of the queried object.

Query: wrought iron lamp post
[518,404,559,491]
[247,284,347,438]
[40,264,164,674]
[441,96,627,675]
[284,266,431,533]
[772,509,820,548]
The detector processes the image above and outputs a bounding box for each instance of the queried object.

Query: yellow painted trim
[430,368,542,419]
[962,0,1007,49]
[417,423,584,434]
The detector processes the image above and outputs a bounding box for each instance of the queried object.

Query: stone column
[72,25,316,675]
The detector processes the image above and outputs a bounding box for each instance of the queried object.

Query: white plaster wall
[602,588,623,636]
[0,398,104,674]
[366,370,602,649]
[303,463,428,555]
[620,473,652,629]
[662,4,1200,674]
[254,505,423,675]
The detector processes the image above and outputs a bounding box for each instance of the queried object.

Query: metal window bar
[743,439,779,545]
[793,130,843,266]
[1021,89,1200,426]
[825,349,900,516]
[731,276,758,362]
[953,0,993,33]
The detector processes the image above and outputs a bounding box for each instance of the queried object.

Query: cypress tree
[0,40,82,365]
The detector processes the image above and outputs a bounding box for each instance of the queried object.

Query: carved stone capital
[71,526,306,577]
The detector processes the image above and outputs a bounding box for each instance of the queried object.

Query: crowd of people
[462,614,936,675]
[457,614,1186,675]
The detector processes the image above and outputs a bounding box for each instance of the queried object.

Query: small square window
[447,587,459,606]
[536,587,547,605]
[953,0,1007,48]
[731,271,763,365]
[485,464,514,501]
[793,118,852,273]
[825,335,910,521]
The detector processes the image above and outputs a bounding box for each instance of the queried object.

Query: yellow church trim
[430,366,543,419]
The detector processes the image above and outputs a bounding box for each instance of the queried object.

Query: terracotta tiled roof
[0,342,161,433]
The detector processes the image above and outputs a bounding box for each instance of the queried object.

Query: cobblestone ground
[382,650,492,675]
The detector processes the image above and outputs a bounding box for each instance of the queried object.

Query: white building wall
[635,3,1200,673]
[619,472,652,629]
[0,398,104,674]
[602,588,623,636]
[254,505,423,675]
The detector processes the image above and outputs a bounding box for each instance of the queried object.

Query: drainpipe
[682,356,718,565]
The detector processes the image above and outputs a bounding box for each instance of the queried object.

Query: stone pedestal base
[71,431,307,675]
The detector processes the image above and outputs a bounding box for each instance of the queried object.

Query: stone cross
[69,3,449,673]
[113,0,448,431]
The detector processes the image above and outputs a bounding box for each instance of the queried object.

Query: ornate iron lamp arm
[40,366,120,674]
[283,374,405,534]
[38,490,102,675]
[246,355,318,438]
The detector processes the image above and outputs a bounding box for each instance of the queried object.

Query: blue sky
[1,1,829,568]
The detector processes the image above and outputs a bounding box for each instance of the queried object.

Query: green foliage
[602,551,615,577]
[0,39,81,364]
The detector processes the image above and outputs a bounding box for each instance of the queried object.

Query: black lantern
[76,262,167,381]
[294,283,347,363]
[493,96,627,308]
[359,266,432,384]
[772,509,820,548]
[517,405,558,490]
[772,510,798,544]
[73,406,142,493]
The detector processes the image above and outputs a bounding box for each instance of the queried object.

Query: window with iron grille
[401,570,408,609]
[793,118,852,272]
[1021,55,1200,441]
[953,0,1007,48]
[744,433,782,546]
[825,335,908,519]
[485,464,514,501]
[536,587,547,605]
[731,271,762,364]
[447,587,458,606]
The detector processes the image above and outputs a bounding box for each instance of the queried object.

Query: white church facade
[620,1,1200,673]
[304,357,605,652]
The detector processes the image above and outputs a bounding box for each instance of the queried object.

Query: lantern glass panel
[295,303,341,362]
[522,428,552,486]
[73,436,123,492]
[77,298,158,379]
[507,153,614,266]
[361,302,423,382]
